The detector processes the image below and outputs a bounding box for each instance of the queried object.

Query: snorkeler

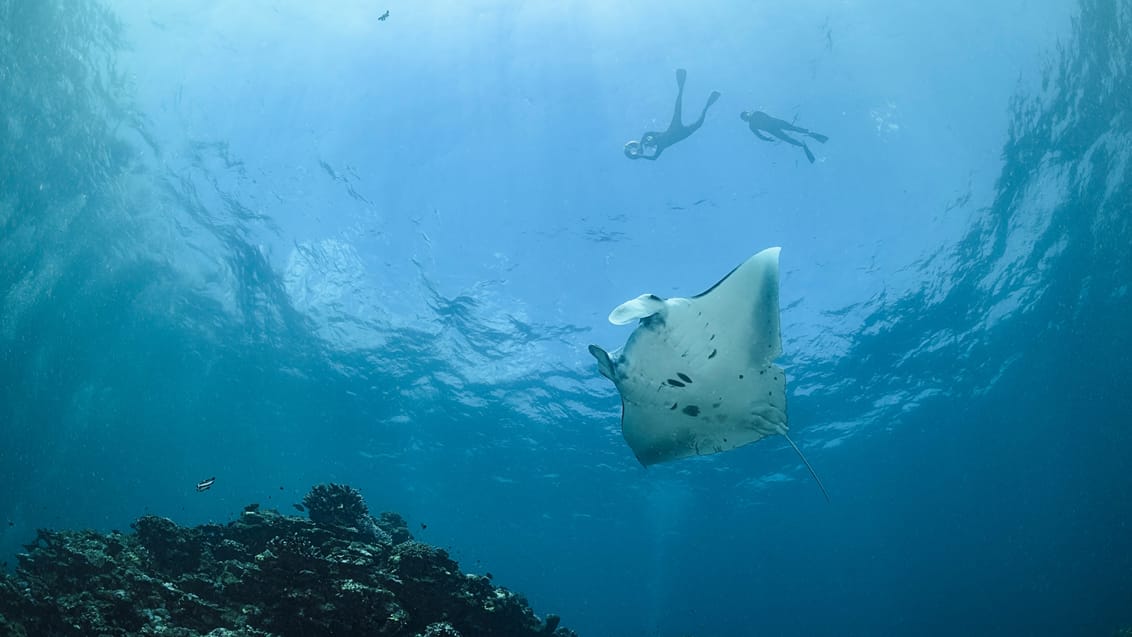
[624,69,721,161]
[740,110,829,163]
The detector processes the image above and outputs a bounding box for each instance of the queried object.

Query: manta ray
[588,247,829,500]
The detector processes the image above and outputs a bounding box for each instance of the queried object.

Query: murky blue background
[2,1,1130,635]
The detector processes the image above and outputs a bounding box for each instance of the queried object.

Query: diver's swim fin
[803,144,816,163]
[706,91,721,106]
[808,132,829,143]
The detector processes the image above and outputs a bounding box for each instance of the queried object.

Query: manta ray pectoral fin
[608,294,666,325]
[691,247,783,363]
[587,344,616,381]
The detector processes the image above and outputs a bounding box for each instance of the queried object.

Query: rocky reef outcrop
[0,484,574,637]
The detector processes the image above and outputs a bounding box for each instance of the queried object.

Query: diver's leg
[771,131,807,149]
[772,131,816,162]
[702,90,722,117]
[690,91,722,129]
[781,122,829,143]
[670,69,687,127]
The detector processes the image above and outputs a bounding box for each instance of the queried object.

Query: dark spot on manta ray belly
[670,402,678,410]
[682,405,700,416]
[676,372,692,383]
[666,378,686,387]
[708,349,717,359]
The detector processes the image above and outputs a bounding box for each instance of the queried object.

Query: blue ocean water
[2,0,1130,635]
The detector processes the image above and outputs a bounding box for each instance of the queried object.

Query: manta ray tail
[782,434,831,502]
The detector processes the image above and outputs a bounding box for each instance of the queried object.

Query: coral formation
[301,483,369,528]
[0,484,575,637]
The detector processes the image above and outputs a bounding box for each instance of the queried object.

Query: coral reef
[0,484,575,637]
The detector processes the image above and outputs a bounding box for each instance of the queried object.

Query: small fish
[293,503,306,513]
[378,10,390,21]
[420,522,427,530]
[195,477,216,492]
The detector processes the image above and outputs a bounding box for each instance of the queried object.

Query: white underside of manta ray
[588,247,829,500]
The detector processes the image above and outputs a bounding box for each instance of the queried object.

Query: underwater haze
[2,0,1131,635]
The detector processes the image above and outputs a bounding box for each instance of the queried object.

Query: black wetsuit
[625,69,721,161]
[742,110,828,163]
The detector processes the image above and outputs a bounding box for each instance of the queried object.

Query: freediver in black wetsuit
[740,110,829,163]
[624,69,721,161]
